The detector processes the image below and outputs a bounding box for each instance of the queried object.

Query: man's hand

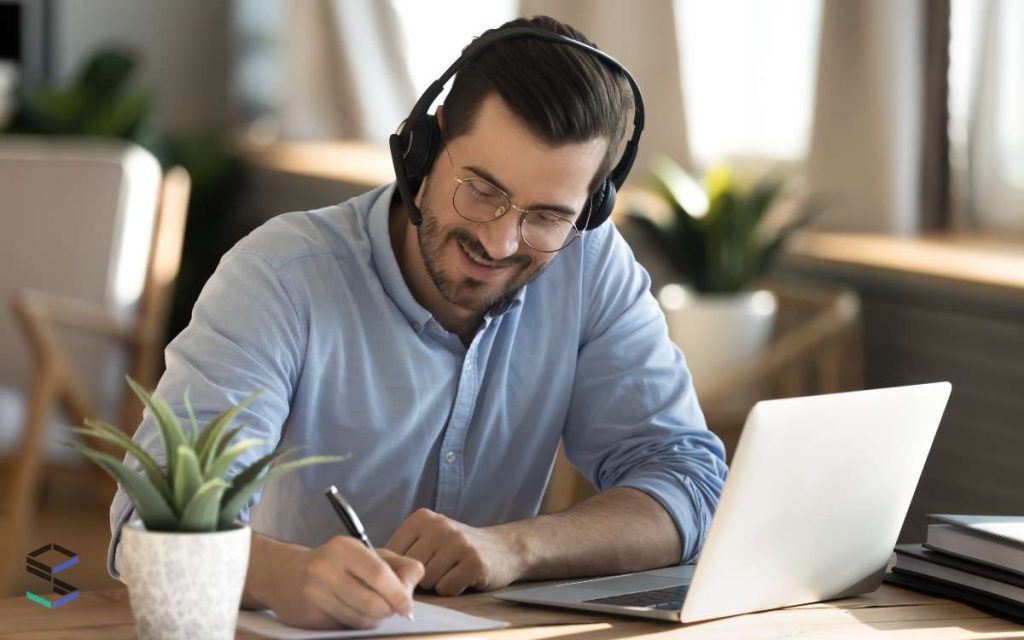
[248,535,424,630]
[385,509,526,596]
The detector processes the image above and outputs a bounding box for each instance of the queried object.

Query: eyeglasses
[444,146,587,253]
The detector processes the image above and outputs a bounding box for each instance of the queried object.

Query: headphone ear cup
[403,114,442,179]
[585,179,617,230]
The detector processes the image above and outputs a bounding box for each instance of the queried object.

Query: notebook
[925,515,1024,576]
[893,543,1024,603]
[237,600,509,639]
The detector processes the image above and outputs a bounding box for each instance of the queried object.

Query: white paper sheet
[237,601,509,639]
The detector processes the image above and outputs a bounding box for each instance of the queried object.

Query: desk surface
[2,584,1023,639]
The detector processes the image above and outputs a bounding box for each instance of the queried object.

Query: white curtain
[804,0,926,234]
[257,0,966,234]
[674,0,823,174]
[521,0,933,234]
[950,0,1024,231]
[518,0,693,177]
[279,0,416,141]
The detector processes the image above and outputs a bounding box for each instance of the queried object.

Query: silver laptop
[496,382,951,623]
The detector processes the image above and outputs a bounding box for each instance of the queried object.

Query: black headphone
[389,27,645,232]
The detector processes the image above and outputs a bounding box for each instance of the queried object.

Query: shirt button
[445,451,456,463]
[411,321,421,332]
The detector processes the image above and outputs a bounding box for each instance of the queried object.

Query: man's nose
[476,211,521,261]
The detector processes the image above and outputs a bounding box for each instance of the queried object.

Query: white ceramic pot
[120,520,251,640]
[658,285,778,393]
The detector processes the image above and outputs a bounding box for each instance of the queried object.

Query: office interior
[0,0,1022,604]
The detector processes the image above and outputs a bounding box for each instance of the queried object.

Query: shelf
[786,231,1024,292]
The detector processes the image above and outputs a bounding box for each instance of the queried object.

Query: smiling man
[392,94,606,343]
[107,15,727,631]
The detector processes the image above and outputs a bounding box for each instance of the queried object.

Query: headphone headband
[390,26,645,230]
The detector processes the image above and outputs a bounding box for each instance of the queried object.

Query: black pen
[325,486,414,621]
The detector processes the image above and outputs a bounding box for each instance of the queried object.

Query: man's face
[415,94,608,314]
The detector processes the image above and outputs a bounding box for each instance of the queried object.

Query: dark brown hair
[442,15,634,193]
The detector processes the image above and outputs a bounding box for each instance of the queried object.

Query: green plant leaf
[214,447,294,528]
[625,211,684,274]
[69,444,176,530]
[86,91,150,138]
[126,377,187,474]
[179,478,230,532]
[651,157,709,219]
[639,157,824,293]
[205,438,267,482]
[755,196,826,279]
[194,389,263,472]
[218,447,296,505]
[218,453,345,529]
[183,387,200,445]
[73,421,172,504]
[744,180,784,229]
[173,445,203,514]
[77,48,136,100]
[215,424,246,457]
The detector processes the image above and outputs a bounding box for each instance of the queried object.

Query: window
[233,1,284,129]
[392,1,516,96]
[674,0,823,170]
[949,0,1024,230]
[232,1,515,141]
[993,1,1024,189]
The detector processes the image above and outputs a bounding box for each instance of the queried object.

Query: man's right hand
[244,533,425,630]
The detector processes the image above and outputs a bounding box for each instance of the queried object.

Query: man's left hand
[384,509,526,596]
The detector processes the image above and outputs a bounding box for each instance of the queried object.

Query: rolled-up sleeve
[562,226,728,564]
[107,240,307,578]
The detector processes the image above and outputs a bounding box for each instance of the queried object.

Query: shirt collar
[368,183,526,335]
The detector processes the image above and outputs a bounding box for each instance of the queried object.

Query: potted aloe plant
[627,158,821,392]
[70,378,342,640]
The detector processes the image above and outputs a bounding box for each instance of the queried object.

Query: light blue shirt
[108,183,727,577]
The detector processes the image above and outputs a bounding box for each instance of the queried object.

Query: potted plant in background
[68,378,343,640]
[627,158,821,393]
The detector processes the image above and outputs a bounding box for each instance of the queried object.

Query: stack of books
[885,514,1024,622]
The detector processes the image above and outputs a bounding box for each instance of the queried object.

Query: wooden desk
[2,584,1022,639]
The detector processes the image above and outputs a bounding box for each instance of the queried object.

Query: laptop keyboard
[583,584,689,611]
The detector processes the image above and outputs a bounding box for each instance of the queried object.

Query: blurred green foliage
[3,47,240,203]
[5,49,156,141]
[628,158,822,294]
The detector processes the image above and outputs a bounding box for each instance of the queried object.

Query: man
[108,15,727,630]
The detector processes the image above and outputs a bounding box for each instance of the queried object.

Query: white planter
[659,285,778,394]
[120,520,251,640]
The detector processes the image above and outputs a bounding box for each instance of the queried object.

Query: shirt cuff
[107,491,136,581]
[616,471,714,564]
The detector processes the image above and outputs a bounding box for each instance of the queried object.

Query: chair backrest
[0,137,162,409]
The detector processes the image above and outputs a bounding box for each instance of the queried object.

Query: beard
[416,204,551,313]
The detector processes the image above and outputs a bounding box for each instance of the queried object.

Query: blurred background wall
[53,0,231,134]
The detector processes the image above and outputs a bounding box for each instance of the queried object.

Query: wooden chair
[0,138,190,593]
[541,278,863,513]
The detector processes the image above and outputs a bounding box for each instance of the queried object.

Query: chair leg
[0,368,58,596]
